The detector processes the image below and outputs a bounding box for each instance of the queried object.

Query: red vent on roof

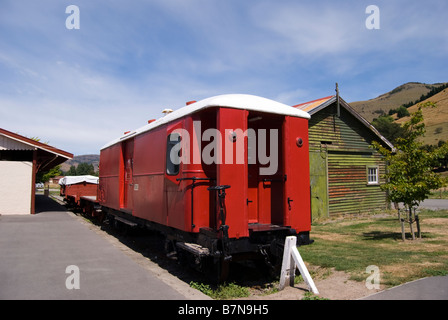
[186,100,197,106]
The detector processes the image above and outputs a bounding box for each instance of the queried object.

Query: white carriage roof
[59,175,99,185]
[101,94,311,150]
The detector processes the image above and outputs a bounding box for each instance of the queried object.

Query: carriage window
[367,166,379,185]
[166,133,181,175]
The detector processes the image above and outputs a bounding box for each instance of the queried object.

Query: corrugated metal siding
[308,103,388,217]
[0,135,34,151]
[327,152,387,215]
[309,151,329,220]
[308,104,375,152]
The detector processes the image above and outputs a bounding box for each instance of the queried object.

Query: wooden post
[415,214,421,239]
[279,236,296,290]
[335,83,340,118]
[31,149,37,214]
[279,236,319,294]
[400,218,406,241]
[409,207,415,240]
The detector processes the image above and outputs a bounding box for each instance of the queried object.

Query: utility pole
[336,82,340,117]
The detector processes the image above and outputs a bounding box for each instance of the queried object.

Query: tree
[396,105,410,118]
[38,165,62,183]
[437,141,448,169]
[372,102,448,239]
[76,162,95,175]
[66,165,77,176]
[371,115,406,144]
[63,162,97,176]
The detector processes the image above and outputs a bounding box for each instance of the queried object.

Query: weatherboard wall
[308,103,388,218]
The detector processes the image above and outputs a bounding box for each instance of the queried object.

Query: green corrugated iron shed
[294,95,394,220]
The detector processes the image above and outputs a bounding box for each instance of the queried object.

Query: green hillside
[60,154,100,173]
[350,82,447,122]
[396,87,448,146]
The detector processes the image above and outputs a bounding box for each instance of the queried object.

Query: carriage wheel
[207,257,230,284]
[219,259,230,283]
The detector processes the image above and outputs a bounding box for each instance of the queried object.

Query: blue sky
[1,0,447,155]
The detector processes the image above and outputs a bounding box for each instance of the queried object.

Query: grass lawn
[191,209,448,299]
[429,189,448,199]
[299,209,448,287]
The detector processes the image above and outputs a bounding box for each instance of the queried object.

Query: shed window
[166,133,181,175]
[367,166,379,185]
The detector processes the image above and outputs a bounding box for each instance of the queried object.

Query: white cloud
[274,88,310,105]
[249,2,365,57]
[1,0,448,156]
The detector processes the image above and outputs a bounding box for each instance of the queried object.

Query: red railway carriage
[98,94,312,278]
[59,175,99,206]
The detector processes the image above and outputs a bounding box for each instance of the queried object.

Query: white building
[0,128,73,214]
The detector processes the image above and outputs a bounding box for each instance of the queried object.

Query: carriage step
[176,242,210,257]
[114,216,138,227]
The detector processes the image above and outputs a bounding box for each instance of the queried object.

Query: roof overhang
[0,128,73,172]
[294,96,395,152]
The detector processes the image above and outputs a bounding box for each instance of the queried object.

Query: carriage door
[247,113,284,225]
[282,116,311,231]
[123,138,134,211]
[247,142,259,223]
[247,115,259,223]
[165,121,185,230]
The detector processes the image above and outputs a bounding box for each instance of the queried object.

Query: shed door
[309,151,328,220]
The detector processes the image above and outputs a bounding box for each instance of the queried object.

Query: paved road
[0,195,208,300]
[363,199,448,300]
[418,199,448,210]
[2,196,447,301]
[362,276,448,300]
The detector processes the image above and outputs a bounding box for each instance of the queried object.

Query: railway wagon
[98,94,312,279]
[59,175,99,206]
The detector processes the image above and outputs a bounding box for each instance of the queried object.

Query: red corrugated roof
[292,95,335,113]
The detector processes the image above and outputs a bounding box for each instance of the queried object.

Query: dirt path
[244,268,383,300]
